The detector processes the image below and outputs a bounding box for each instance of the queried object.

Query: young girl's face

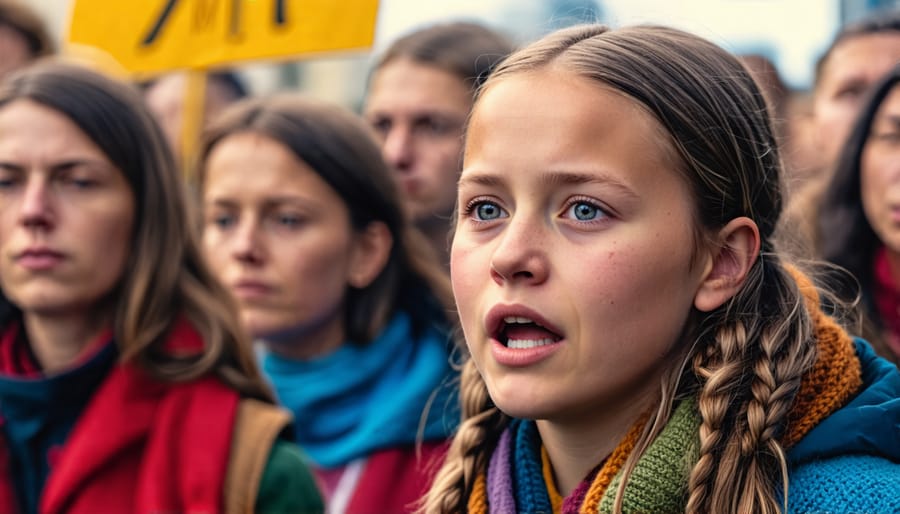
[0,100,134,319]
[202,132,371,357]
[451,69,710,421]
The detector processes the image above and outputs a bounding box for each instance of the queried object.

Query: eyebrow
[0,162,24,172]
[459,170,639,199]
[207,195,317,208]
[0,159,110,172]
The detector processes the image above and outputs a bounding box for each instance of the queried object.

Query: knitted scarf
[467,269,863,513]
[262,311,456,468]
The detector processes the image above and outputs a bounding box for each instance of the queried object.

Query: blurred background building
[21,0,897,108]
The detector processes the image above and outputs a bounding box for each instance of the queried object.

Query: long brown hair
[196,94,454,343]
[371,22,514,93]
[817,65,900,364]
[0,62,272,401]
[425,24,818,514]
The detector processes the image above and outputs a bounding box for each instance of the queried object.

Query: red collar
[872,246,900,357]
[0,321,113,378]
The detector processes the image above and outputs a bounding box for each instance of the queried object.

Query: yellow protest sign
[67,0,379,74]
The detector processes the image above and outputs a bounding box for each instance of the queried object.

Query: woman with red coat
[0,62,323,514]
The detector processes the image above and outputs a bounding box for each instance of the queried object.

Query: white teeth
[503,316,534,324]
[507,338,556,349]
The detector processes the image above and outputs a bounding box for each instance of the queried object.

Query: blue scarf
[0,325,116,514]
[261,311,457,468]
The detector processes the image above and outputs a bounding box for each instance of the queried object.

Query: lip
[15,247,65,271]
[890,205,900,223]
[485,304,564,340]
[485,304,565,367]
[230,279,274,300]
[398,176,420,195]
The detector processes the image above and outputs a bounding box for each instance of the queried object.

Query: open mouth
[498,316,563,349]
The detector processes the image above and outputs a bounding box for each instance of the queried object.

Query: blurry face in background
[202,132,369,358]
[0,24,32,80]
[813,33,900,167]
[364,58,472,228]
[144,73,240,160]
[861,85,900,254]
[0,100,134,318]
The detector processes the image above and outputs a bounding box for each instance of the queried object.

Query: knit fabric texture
[467,268,867,513]
[541,447,563,512]
[261,311,456,468]
[783,268,863,447]
[580,411,649,514]
[513,420,552,513]
[487,429,515,513]
[597,399,698,513]
[788,454,900,513]
[542,446,603,514]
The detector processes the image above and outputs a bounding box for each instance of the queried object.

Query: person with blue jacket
[422,24,900,514]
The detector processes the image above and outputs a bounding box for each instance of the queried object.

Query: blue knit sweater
[786,340,900,513]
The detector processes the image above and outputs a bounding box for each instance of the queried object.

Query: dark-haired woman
[199,94,458,513]
[819,64,900,364]
[0,63,323,514]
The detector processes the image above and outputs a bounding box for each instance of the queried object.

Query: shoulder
[225,398,324,514]
[361,440,449,485]
[788,454,900,513]
[256,440,324,514]
[343,441,450,514]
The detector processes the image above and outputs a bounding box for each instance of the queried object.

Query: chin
[5,292,81,316]
[487,380,559,420]
[241,315,286,341]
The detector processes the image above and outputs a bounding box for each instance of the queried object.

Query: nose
[489,215,549,286]
[230,218,265,266]
[19,177,55,230]
[381,125,415,172]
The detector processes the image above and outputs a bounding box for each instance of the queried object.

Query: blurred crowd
[1,0,899,513]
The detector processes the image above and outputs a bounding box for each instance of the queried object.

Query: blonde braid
[685,319,747,512]
[419,359,509,514]
[686,259,817,514]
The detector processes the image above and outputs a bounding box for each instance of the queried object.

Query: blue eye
[567,201,604,221]
[278,215,301,227]
[473,201,505,221]
[370,117,391,135]
[212,214,235,229]
[69,179,97,189]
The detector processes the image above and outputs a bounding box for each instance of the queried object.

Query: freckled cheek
[581,245,683,309]
[450,244,484,334]
[581,251,640,302]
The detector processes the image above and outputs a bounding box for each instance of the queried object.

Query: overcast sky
[374,0,839,89]
[32,0,841,90]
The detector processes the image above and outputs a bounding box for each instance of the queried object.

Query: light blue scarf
[261,311,457,468]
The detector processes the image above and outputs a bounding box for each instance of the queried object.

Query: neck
[263,313,347,361]
[886,247,900,283]
[23,309,111,374]
[536,387,657,496]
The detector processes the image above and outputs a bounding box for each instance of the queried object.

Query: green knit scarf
[596,398,699,512]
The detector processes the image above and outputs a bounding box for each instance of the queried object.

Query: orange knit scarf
[467,268,862,513]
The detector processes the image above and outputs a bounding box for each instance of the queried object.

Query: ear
[694,217,761,312]
[348,221,393,289]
